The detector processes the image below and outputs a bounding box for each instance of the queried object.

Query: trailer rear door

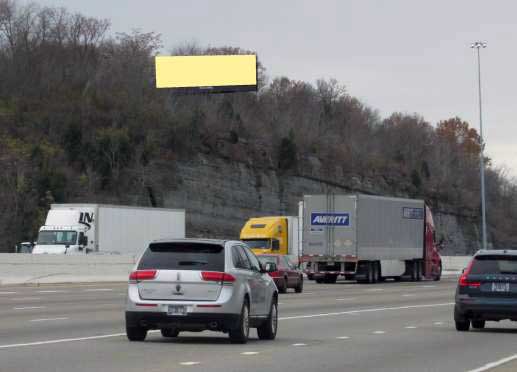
[303,194,356,257]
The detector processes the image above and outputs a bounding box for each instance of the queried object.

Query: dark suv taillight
[458,260,480,288]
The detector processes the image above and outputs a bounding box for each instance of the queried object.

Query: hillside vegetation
[1,0,516,252]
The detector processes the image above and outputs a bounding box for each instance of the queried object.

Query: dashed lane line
[13,306,46,310]
[0,302,454,349]
[30,317,69,322]
[37,290,68,293]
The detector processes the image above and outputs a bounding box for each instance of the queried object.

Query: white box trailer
[301,194,442,283]
[32,204,185,255]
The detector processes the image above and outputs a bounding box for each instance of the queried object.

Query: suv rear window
[138,242,225,271]
[470,255,517,275]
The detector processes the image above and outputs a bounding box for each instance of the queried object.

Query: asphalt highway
[1,277,517,372]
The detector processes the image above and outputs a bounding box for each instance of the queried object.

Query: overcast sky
[37,0,517,177]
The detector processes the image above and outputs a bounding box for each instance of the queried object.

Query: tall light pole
[471,41,488,250]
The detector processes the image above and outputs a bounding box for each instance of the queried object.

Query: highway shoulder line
[467,354,517,372]
[279,302,454,320]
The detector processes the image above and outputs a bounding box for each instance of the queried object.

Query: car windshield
[138,242,225,271]
[37,231,77,245]
[243,239,271,249]
[257,255,278,266]
[470,255,517,275]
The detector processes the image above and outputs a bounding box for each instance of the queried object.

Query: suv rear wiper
[499,271,517,275]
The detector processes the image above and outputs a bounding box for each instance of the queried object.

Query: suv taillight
[201,271,235,283]
[458,260,480,287]
[129,270,157,282]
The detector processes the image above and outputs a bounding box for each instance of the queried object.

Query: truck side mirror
[272,240,280,251]
[79,234,88,246]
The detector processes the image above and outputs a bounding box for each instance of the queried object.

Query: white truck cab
[32,208,95,254]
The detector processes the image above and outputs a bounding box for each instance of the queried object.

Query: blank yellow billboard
[155,55,257,93]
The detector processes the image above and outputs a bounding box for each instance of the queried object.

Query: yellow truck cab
[240,216,300,263]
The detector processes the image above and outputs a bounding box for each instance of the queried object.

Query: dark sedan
[455,249,517,331]
[257,254,303,293]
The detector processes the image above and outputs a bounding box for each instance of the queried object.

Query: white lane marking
[372,331,385,334]
[10,297,41,301]
[0,291,17,295]
[37,290,67,293]
[0,303,454,350]
[13,306,46,310]
[279,302,454,321]
[0,333,125,349]
[366,288,384,292]
[179,361,201,366]
[419,285,436,288]
[30,317,69,322]
[467,354,517,372]
[405,326,418,329]
[433,322,444,326]
[336,336,350,340]
[292,343,307,346]
[83,288,113,292]
[240,351,260,355]
[336,298,356,301]
[402,294,416,297]
[278,302,284,305]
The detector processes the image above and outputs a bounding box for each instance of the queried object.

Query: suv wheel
[295,276,303,293]
[126,325,147,341]
[161,328,180,338]
[230,300,250,344]
[455,320,470,331]
[472,320,485,329]
[257,298,278,340]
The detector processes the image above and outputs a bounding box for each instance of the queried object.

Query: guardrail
[0,254,471,285]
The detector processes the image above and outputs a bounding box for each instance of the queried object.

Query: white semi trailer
[301,194,442,283]
[32,204,185,255]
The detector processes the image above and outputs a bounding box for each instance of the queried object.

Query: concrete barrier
[0,254,472,285]
[0,254,137,285]
[441,256,471,272]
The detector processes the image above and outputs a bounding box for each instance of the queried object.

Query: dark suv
[455,250,517,331]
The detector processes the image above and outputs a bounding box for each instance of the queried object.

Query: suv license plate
[491,283,510,292]
[168,305,187,316]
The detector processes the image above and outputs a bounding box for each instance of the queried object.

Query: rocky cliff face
[162,155,481,255]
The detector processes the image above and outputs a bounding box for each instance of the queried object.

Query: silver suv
[125,239,279,344]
